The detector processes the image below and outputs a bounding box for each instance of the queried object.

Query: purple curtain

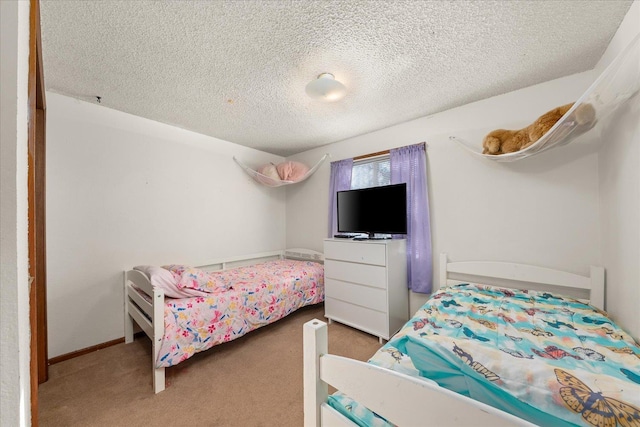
[390,143,432,293]
[328,158,353,237]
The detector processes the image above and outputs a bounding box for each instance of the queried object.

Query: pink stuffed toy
[276,161,310,182]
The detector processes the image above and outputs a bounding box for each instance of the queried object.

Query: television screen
[337,183,407,236]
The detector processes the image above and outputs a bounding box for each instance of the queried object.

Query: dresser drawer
[324,240,386,266]
[325,260,386,289]
[325,297,388,338]
[325,279,387,312]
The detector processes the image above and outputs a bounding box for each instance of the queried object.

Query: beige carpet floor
[38,304,382,426]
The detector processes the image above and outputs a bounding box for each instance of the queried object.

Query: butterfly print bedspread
[329,283,640,427]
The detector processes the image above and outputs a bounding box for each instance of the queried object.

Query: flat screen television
[337,183,407,238]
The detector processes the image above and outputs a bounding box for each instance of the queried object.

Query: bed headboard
[196,251,283,272]
[439,253,605,310]
[195,248,323,272]
[283,248,324,263]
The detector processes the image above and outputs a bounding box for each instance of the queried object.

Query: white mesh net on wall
[451,33,640,162]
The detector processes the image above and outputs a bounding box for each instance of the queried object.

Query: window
[351,156,390,189]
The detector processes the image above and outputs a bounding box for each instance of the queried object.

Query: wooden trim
[35,24,46,110]
[48,335,143,365]
[353,150,390,161]
[28,0,46,424]
[35,107,47,383]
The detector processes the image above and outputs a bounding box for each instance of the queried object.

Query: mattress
[152,259,324,368]
[328,283,640,427]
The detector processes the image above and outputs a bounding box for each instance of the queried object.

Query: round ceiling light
[305,73,346,102]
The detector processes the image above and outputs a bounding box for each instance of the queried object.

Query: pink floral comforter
[155,259,324,368]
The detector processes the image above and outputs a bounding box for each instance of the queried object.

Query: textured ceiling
[40,1,633,157]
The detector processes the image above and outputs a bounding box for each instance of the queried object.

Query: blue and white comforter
[329,284,640,427]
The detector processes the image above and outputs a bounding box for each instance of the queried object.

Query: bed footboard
[124,270,166,393]
[303,319,534,427]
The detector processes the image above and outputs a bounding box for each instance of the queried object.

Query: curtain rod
[353,150,390,161]
[352,142,426,161]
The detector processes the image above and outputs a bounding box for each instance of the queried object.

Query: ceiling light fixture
[305,73,346,102]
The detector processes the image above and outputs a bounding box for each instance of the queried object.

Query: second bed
[304,253,640,426]
[125,249,325,393]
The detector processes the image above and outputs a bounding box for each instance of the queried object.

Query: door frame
[28,0,47,424]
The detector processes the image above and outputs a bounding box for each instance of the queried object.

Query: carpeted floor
[38,304,381,426]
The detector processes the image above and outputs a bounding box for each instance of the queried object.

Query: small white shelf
[233,153,329,187]
[451,32,640,162]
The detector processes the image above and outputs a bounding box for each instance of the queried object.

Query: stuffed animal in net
[482,102,596,155]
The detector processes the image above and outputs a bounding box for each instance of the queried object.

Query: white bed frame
[303,253,605,427]
[124,248,324,394]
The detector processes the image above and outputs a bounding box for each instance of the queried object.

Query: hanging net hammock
[451,32,640,162]
[234,154,329,187]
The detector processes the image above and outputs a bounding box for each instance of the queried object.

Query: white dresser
[323,238,409,342]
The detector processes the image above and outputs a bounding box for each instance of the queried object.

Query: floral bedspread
[154,259,324,368]
[329,284,640,427]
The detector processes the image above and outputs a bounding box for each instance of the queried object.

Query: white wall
[0,0,32,426]
[595,0,640,340]
[46,93,287,358]
[287,71,602,314]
